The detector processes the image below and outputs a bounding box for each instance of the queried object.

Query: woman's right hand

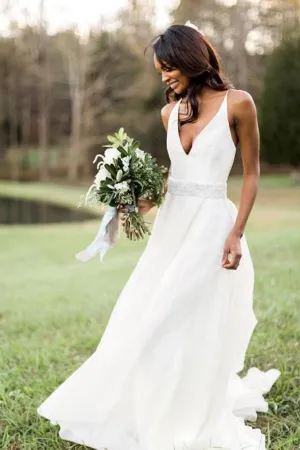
[118,198,155,230]
[137,198,155,215]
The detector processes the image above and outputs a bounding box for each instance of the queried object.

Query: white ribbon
[75,206,120,262]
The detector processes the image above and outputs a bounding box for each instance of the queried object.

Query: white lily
[104,148,121,164]
[95,167,112,188]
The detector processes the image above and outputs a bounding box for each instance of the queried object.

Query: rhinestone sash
[167,177,227,199]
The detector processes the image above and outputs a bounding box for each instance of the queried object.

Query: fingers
[137,199,148,207]
[117,204,127,213]
[222,248,229,266]
[138,198,155,213]
[138,206,149,215]
[118,198,153,229]
[117,205,127,229]
[222,251,242,270]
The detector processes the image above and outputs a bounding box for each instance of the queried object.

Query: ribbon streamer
[76,206,120,262]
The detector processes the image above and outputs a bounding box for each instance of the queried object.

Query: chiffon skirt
[37,192,280,450]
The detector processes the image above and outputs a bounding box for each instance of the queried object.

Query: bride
[37,22,280,450]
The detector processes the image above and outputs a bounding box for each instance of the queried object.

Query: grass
[0,175,300,450]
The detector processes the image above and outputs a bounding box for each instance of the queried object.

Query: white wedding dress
[37,90,280,450]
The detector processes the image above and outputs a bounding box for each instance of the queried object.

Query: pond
[0,196,97,224]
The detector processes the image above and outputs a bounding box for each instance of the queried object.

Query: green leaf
[133,179,143,188]
[104,164,117,177]
[107,135,117,144]
[117,127,124,138]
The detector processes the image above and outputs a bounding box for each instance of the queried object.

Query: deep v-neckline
[176,91,228,157]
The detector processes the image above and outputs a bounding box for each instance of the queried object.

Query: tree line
[0,0,299,182]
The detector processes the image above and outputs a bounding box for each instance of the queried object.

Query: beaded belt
[167,177,227,199]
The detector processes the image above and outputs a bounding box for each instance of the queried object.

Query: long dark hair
[150,24,233,126]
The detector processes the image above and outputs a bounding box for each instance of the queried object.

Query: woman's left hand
[222,231,242,270]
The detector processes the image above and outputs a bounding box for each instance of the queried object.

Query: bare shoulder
[228,89,257,119]
[161,101,177,131]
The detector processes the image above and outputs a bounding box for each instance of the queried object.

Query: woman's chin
[174,85,187,95]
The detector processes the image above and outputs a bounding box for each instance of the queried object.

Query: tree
[259,32,300,167]
[171,0,300,97]
[84,30,143,152]
[36,0,49,181]
[54,29,89,182]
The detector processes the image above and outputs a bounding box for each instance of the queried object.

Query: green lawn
[0,176,300,450]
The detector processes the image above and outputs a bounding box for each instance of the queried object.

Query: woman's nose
[161,72,169,83]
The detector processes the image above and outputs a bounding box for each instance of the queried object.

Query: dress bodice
[167,90,237,185]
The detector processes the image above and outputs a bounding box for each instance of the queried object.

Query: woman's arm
[232,90,260,237]
[222,90,260,270]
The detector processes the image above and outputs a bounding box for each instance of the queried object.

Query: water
[0,196,97,224]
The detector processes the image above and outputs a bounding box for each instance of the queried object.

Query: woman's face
[153,53,190,95]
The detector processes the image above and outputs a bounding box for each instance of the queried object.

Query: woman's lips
[170,81,179,90]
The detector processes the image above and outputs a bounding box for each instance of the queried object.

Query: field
[0,176,299,449]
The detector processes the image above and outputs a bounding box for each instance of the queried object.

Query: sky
[0,0,180,35]
[0,0,263,54]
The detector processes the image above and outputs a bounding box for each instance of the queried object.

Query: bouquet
[76,128,168,262]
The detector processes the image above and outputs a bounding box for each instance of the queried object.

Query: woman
[37,23,280,450]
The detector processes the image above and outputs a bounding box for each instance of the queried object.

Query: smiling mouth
[168,81,179,90]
